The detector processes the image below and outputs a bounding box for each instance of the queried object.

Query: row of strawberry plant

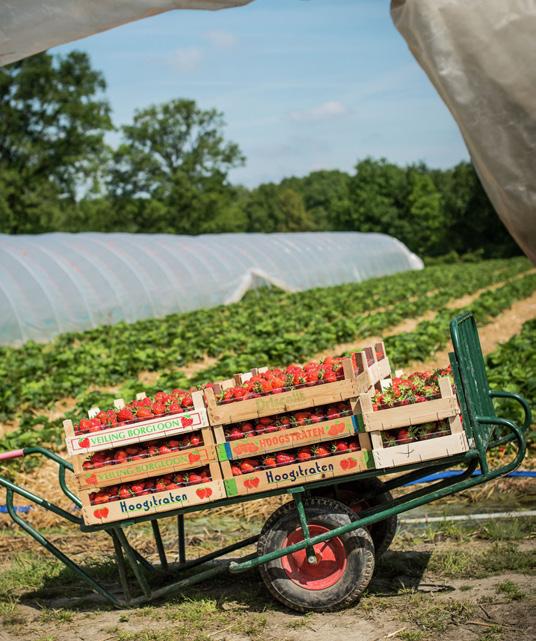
[384,272,536,368]
[0,258,527,422]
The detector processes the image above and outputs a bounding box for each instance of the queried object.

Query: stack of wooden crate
[64,391,225,525]
[204,346,391,497]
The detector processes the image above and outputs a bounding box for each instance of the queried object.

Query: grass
[402,596,476,633]
[429,542,536,578]
[495,579,527,601]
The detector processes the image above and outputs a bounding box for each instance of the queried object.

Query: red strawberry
[117,408,134,423]
[78,419,92,433]
[312,444,330,458]
[119,486,133,500]
[159,445,172,455]
[262,455,277,468]
[276,452,295,466]
[78,437,90,448]
[397,428,412,445]
[297,447,313,462]
[332,440,349,453]
[188,473,203,485]
[226,427,243,441]
[240,459,260,474]
[189,433,201,447]
[241,422,255,435]
[114,450,128,463]
[152,403,166,415]
[231,464,242,476]
[130,482,145,495]
[137,408,153,420]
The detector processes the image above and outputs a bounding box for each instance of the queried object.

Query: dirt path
[2,535,535,641]
[405,289,536,372]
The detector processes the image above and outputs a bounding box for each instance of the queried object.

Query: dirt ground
[0,511,535,641]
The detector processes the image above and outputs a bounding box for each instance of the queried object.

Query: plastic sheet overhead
[392,0,536,264]
[0,1,252,66]
[0,232,422,345]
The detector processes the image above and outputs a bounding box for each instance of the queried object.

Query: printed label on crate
[79,446,213,488]
[85,480,226,524]
[225,450,374,496]
[221,416,357,461]
[255,389,307,413]
[67,409,208,455]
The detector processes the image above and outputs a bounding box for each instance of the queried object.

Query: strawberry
[240,458,260,474]
[348,440,360,451]
[397,428,412,444]
[168,403,182,413]
[309,409,325,423]
[231,464,242,476]
[114,450,128,463]
[152,403,166,415]
[88,418,101,433]
[188,472,203,485]
[119,485,133,500]
[276,452,295,466]
[130,482,145,495]
[332,440,349,453]
[78,418,92,433]
[168,439,180,450]
[117,408,134,423]
[241,422,255,435]
[297,447,313,462]
[136,407,153,420]
[262,455,277,468]
[312,444,330,458]
[189,433,202,447]
[158,444,172,455]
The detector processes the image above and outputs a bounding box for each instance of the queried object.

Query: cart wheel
[312,478,398,558]
[257,497,374,612]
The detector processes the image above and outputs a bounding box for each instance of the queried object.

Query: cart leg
[5,489,122,607]
[151,520,168,571]
[111,529,132,604]
[292,491,317,565]
[115,528,152,598]
[177,514,186,564]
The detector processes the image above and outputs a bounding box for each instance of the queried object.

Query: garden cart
[0,312,531,612]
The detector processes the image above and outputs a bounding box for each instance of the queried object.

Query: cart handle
[489,390,532,432]
[0,449,25,461]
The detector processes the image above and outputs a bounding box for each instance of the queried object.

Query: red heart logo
[249,477,260,488]
[188,453,201,464]
[93,508,102,519]
[204,488,212,498]
[79,437,90,448]
[341,459,350,471]
[86,473,98,485]
[328,423,345,436]
[345,458,357,470]
[196,488,207,499]
[100,507,109,518]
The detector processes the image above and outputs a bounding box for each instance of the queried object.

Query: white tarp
[0,0,252,66]
[391,0,536,263]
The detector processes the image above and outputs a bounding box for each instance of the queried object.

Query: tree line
[0,51,519,258]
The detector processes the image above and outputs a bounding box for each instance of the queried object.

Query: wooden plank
[75,443,218,490]
[361,396,459,432]
[224,450,374,497]
[82,480,227,526]
[220,415,358,461]
[372,432,469,469]
[65,407,209,456]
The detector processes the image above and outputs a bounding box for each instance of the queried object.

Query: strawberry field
[0,256,534,459]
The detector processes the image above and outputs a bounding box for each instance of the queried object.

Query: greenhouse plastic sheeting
[392,0,536,264]
[0,232,422,346]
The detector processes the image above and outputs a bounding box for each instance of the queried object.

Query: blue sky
[54,0,469,187]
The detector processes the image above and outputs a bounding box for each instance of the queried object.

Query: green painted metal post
[177,514,186,564]
[292,491,317,565]
[111,528,132,604]
[151,520,168,571]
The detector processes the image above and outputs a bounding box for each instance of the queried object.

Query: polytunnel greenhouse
[0,232,423,345]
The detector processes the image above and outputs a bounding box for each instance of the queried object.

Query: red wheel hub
[281,524,347,590]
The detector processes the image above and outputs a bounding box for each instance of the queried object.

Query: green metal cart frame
[0,312,531,608]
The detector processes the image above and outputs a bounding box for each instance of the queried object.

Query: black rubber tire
[311,478,398,558]
[257,496,375,612]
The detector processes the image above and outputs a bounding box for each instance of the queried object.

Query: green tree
[245,184,314,232]
[0,51,112,233]
[405,165,445,255]
[107,99,245,233]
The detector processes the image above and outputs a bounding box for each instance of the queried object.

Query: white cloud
[204,30,237,49]
[170,47,203,72]
[289,100,349,122]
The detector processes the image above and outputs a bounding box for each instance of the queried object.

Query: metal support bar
[174,535,259,571]
[115,528,152,598]
[111,529,132,604]
[151,520,168,571]
[292,491,317,564]
[177,514,186,564]
[5,488,121,607]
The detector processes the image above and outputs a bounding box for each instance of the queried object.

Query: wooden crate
[223,450,374,497]
[214,415,360,462]
[80,460,225,526]
[74,427,216,491]
[357,377,469,469]
[63,391,208,456]
[205,345,391,426]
